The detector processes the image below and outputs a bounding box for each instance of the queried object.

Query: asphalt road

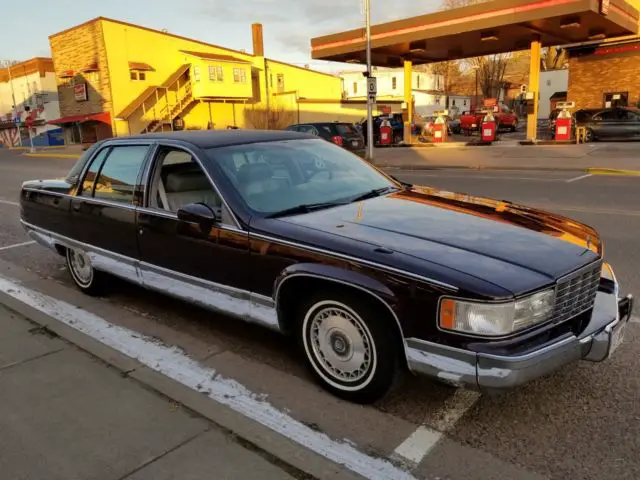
[1,147,639,480]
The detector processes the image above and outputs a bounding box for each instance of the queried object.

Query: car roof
[120,129,315,149]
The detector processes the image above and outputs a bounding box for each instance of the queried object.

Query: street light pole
[365,0,374,161]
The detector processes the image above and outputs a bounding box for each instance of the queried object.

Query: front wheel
[585,128,595,142]
[66,247,107,296]
[299,292,400,403]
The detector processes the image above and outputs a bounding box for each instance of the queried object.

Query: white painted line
[566,174,592,183]
[394,388,480,465]
[393,426,441,464]
[0,241,35,252]
[0,275,416,480]
[0,199,19,206]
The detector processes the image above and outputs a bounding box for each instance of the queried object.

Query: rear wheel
[298,291,400,404]
[585,128,595,142]
[66,247,107,296]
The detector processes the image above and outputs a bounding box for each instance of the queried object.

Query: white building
[340,68,445,117]
[0,58,61,147]
[538,70,569,119]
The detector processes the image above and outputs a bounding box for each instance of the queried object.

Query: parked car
[286,122,365,156]
[20,130,633,404]
[460,105,519,134]
[574,107,640,142]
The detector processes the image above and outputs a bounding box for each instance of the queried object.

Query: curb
[0,281,359,480]
[22,153,80,159]
[587,168,640,176]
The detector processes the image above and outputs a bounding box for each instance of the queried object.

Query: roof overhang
[311,0,639,66]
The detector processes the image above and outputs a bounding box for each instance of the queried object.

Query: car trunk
[334,123,364,152]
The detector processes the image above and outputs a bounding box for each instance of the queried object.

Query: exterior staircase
[115,64,197,135]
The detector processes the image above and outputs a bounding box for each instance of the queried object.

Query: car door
[616,109,640,138]
[591,110,618,139]
[70,142,151,261]
[136,143,251,296]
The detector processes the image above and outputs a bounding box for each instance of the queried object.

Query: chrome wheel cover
[304,301,376,388]
[68,248,93,287]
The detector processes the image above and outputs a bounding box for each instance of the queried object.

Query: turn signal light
[439,298,456,329]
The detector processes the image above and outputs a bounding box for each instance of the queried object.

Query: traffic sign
[367,76,377,98]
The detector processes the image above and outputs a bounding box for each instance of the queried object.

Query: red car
[460,105,519,134]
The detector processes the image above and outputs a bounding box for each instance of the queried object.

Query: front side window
[208,139,395,216]
[233,68,247,83]
[148,147,223,214]
[90,146,149,203]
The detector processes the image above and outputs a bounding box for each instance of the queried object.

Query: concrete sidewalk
[0,304,296,480]
[373,142,640,173]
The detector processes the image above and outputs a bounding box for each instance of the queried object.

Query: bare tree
[244,104,295,130]
[542,47,568,71]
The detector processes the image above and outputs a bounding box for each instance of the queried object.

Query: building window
[233,68,247,83]
[130,71,146,81]
[209,65,223,82]
[392,77,397,90]
[353,82,358,94]
[603,91,628,108]
[276,73,285,93]
[193,66,201,82]
[139,72,146,81]
[452,99,456,106]
[435,96,441,105]
[417,75,421,89]
[130,71,138,80]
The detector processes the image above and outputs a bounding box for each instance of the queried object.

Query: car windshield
[208,138,396,216]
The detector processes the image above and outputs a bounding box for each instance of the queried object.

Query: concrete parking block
[0,348,208,480]
[0,304,64,369]
[125,429,294,480]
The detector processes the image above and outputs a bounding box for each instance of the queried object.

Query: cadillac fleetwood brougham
[20,130,633,403]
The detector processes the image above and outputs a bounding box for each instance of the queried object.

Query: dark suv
[286,122,365,156]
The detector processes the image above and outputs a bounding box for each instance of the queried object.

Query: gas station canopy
[311,0,639,66]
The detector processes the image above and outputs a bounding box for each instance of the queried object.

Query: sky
[3,0,442,72]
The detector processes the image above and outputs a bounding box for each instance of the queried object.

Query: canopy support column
[527,35,541,142]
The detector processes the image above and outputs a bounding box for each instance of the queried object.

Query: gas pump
[480,108,497,143]
[554,101,575,142]
[379,116,393,146]
[432,110,448,143]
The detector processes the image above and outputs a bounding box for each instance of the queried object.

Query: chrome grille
[553,262,602,324]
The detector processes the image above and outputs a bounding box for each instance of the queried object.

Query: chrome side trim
[275,272,409,368]
[251,232,458,292]
[23,188,67,198]
[22,187,138,211]
[137,207,178,219]
[21,221,279,331]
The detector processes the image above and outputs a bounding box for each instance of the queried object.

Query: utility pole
[364,0,374,161]
[3,61,23,147]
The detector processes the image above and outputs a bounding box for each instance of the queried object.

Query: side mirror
[177,202,217,235]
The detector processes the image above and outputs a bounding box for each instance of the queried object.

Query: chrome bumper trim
[406,288,627,391]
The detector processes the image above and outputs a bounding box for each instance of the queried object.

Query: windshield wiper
[266,201,348,219]
[350,186,399,203]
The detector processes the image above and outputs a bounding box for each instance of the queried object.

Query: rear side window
[85,146,149,204]
[335,124,355,135]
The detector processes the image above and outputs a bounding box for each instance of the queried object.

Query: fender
[273,263,406,344]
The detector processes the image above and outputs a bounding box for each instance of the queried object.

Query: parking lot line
[393,426,441,464]
[0,241,35,252]
[566,174,593,183]
[0,199,19,206]
[0,274,416,480]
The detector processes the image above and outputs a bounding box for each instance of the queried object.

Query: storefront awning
[48,112,111,125]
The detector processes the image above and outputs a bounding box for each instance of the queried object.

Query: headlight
[439,290,555,336]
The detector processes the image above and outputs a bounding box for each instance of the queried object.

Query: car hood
[277,186,601,295]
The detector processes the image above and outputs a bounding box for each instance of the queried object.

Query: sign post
[364,0,374,161]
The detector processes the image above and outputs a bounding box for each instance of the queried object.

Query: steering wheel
[307,158,333,181]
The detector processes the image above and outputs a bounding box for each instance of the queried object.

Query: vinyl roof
[311,0,639,66]
[122,130,316,148]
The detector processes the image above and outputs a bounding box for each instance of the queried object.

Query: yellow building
[48,17,398,143]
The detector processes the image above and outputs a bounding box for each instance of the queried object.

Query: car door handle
[72,204,81,212]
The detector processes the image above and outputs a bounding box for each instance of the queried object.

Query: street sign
[367,76,377,98]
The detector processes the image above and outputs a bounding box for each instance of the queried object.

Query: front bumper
[406,289,634,392]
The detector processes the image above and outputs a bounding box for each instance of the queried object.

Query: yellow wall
[265,60,342,101]
[188,57,252,100]
[100,19,255,117]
